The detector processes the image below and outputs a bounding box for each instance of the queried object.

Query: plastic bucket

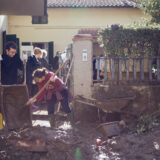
[0,113,3,130]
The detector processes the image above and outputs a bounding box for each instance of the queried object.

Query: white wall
[0,15,8,54]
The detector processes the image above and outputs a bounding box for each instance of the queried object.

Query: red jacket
[36,72,73,102]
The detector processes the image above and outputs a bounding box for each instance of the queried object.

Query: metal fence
[93,56,160,83]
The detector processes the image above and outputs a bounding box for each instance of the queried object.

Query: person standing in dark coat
[52,51,60,72]
[26,47,42,97]
[39,49,50,70]
[1,41,23,85]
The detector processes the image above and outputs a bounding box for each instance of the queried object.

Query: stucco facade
[8,8,145,56]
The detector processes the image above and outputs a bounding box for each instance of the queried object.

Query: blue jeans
[46,90,71,114]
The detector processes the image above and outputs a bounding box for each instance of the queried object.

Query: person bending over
[28,68,74,128]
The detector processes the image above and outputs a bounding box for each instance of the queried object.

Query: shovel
[0,55,4,130]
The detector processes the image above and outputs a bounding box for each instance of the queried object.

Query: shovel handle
[26,59,69,106]
[23,62,26,85]
[56,58,74,113]
[0,61,1,85]
[0,55,2,85]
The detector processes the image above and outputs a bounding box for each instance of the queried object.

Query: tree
[137,0,160,23]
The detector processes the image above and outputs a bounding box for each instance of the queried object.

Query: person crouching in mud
[28,67,74,128]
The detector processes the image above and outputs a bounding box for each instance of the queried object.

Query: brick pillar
[72,34,93,98]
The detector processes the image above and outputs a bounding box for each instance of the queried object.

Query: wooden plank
[126,58,129,80]
[140,57,144,80]
[3,85,32,130]
[103,56,107,83]
[76,100,96,107]
[157,57,160,80]
[119,58,122,80]
[97,57,100,81]
[111,58,115,80]
[148,57,152,81]
[133,58,137,80]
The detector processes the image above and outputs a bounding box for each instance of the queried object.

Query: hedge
[98,24,160,57]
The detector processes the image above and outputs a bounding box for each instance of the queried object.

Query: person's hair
[33,68,47,78]
[41,49,48,58]
[5,41,17,50]
[34,47,42,55]
[56,51,60,56]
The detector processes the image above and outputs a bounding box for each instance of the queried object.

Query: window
[32,14,48,24]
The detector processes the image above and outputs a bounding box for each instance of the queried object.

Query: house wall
[8,8,145,56]
[0,15,8,54]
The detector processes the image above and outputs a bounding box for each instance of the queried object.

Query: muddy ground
[0,116,160,160]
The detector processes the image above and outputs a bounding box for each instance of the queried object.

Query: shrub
[98,23,160,57]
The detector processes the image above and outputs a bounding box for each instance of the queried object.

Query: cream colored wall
[8,8,145,56]
[0,15,8,54]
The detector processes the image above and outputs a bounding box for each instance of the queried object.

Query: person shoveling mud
[28,67,75,128]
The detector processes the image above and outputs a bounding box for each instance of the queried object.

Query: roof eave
[47,6,136,9]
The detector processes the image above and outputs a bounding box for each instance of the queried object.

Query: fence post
[126,58,129,80]
[119,57,122,80]
[103,56,107,84]
[140,56,144,80]
[133,57,137,80]
[97,56,100,81]
[148,57,152,81]
[111,57,115,80]
[157,57,160,80]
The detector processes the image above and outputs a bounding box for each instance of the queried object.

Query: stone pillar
[72,34,93,98]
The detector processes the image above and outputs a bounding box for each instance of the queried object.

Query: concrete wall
[92,84,160,116]
[8,8,146,56]
[0,15,8,54]
[74,83,160,122]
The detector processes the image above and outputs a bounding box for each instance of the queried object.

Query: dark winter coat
[52,56,59,70]
[26,55,41,85]
[1,53,23,85]
[38,58,50,70]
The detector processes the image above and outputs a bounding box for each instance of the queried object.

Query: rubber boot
[68,111,76,129]
[68,112,82,138]
[48,114,55,128]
